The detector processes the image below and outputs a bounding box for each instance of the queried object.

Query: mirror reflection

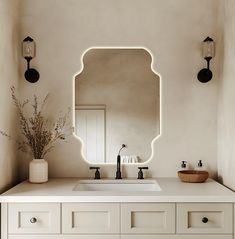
[75,49,160,164]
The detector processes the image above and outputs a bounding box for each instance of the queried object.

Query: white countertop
[1,178,234,203]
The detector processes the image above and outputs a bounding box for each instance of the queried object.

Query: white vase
[29,159,48,183]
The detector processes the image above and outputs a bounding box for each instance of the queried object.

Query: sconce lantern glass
[197,37,215,83]
[22,36,40,83]
[202,37,215,59]
[22,36,36,59]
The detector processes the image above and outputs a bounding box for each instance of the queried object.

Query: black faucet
[89,167,101,179]
[137,167,149,179]
[116,144,126,179]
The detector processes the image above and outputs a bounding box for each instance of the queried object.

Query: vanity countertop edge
[0,178,234,203]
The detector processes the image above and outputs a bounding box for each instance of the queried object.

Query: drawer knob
[202,217,208,223]
[30,217,37,223]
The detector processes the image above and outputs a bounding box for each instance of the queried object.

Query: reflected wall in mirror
[75,48,160,164]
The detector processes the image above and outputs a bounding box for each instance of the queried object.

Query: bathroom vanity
[1,178,235,239]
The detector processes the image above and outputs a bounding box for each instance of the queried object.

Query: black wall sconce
[197,37,215,83]
[22,36,40,83]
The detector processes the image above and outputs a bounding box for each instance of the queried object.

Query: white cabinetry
[8,236,233,239]
[177,203,233,234]
[121,203,175,234]
[62,203,120,234]
[9,236,119,239]
[8,203,60,234]
[2,202,234,239]
[121,236,233,239]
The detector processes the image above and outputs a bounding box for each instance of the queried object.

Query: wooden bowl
[178,170,209,183]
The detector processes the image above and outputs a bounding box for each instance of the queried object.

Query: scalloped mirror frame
[72,47,162,165]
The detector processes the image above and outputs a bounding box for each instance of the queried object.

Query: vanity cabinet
[2,202,234,239]
[8,236,119,239]
[7,236,233,239]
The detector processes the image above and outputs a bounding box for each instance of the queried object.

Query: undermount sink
[73,179,161,192]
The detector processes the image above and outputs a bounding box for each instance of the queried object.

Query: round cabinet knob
[30,217,37,223]
[202,217,208,223]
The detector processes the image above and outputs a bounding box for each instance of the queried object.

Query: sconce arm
[205,57,212,70]
[25,57,32,70]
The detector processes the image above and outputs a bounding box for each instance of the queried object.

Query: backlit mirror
[75,48,160,164]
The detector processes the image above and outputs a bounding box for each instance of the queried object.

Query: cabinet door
[177,203,233,234]
[8,203,60,234]
[9,235,120,239]
[75,108,105,163]
[9,235,233,239]
[1,203,7,239]
[121,203,175,234]
[121,236,233,239]
[62,203,120,234]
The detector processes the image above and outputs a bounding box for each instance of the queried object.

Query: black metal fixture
[137,167,149,179]
[22,36,40,83]
[30,217,37,224]
[197,37,215,83]
[202,217,209,223]
[89,167,101,179]
[116,144,126,179]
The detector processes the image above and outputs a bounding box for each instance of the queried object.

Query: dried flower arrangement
[0,87,71,159]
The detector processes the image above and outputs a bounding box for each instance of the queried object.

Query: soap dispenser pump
[180,161,188,171]
[195,160,206,171]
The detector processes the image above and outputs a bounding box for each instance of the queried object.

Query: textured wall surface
[0,0,20,192]
[18,0,223,179]
[218,0,235,190]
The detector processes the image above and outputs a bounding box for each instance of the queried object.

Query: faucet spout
[116,155,122,179]
[115,144,126,179]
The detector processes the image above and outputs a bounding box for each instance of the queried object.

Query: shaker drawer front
[121,235,233,239]
[62,203,120,234]
[8,203,60,234]
[9,236,120,239]
[177,203,233,234]
[121,203,175,234]
[8,235,233,239]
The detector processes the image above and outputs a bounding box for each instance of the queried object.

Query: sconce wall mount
[22,36,40,83]
[197,37,215,83]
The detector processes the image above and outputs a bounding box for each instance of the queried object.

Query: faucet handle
[89,167,101,179]
[137,167,149,179]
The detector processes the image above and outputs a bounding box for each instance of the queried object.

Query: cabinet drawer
[9,236,120,239]
[121,203,175,234]
[8,236,233,239]
[62,203,120,234]
[8,203,60,234]
[177,203,233,234]
[121,236,233,239]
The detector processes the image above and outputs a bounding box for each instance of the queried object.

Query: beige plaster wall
[217,0,235,190]
[19,0,222,179]
[0,0,20,192]
[75,49,160,163]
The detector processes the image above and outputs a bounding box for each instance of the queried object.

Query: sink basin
[73,179,161,192]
